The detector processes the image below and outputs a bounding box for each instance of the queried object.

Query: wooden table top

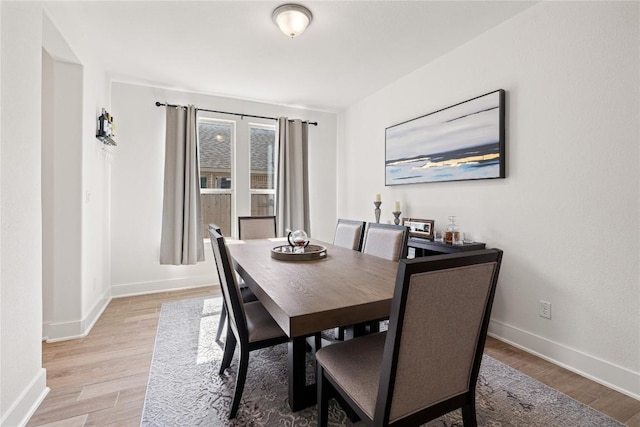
[227,238,399,337]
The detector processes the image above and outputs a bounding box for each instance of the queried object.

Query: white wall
[110,82,338,296]
[1,2,114,422]
[0,2,49,426]
[41,49,54,331]
[41,49,84,339]
[41,5,113,341]
[339,2,639,398]
[79,63,112,335]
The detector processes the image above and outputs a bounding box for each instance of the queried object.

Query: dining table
[227,237,399,411]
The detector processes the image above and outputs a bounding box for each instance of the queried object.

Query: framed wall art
[402,218,434,239]
[385,89,505,185]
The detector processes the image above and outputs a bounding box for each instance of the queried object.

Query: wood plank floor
[28,287,640,426]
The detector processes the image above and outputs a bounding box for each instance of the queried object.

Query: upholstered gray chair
[209,224,258,343]
[330,219,367,341]
[209,226,289,419]
[327,222,410,342]
[333,219,366,251]
[238,215,277,239]
[355,223,410,336]
[361,223,409,261]
[317,249,503,427]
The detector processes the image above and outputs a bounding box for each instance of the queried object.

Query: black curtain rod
[155,102,318,126]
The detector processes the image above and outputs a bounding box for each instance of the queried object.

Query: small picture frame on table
[402,218,435,239]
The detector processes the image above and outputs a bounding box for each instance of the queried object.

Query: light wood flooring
[28,287,640,426]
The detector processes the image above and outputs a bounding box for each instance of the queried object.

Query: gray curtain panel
[276,118,310,236]
[160,105,204,265]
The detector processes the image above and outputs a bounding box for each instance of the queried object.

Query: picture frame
[385,89,505,185]
[402,218,435,239]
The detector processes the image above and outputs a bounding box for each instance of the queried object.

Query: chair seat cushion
[244,301,286,343]
[316,332,387,419]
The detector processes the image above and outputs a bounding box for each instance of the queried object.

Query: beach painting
[385,90,505,185]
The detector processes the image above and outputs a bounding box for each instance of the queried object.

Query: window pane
[251,194,275,216]
[199,119,233,238]
[199,121,232,189]
[250,127,276,190]
[201,193,232,237]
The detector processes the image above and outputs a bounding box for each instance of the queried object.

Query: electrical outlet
[539,300,551,319]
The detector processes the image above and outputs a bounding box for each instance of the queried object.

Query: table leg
[288,337,317,411]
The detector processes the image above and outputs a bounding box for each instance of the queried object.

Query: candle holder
[374,201,382,223]
[392,211,401,225]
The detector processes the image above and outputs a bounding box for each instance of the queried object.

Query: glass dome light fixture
[272,4,313,38]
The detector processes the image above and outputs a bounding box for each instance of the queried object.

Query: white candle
[394,201,401,212]
[375,194,381,202]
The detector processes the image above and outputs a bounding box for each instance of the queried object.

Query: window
[198,119,234,237]
[249,125,276,216]
[197,117,277,238]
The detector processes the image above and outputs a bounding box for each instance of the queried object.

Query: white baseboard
[82,289,111,335]
[1,368,48,427]
[44,288,111,343]
[42,319,83,341]
[43,279,214,342]
[488,318,640,401]
[110,276,214,298]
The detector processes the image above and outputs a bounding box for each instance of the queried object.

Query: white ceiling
[44,1,536,112]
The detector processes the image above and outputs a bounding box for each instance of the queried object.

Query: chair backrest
[361,223,409,261]
[375,249,503,425]
[208,223,225,286]
[333,219,366,251]
[238,216,277,240]
[208,224,249,344]
[209,223,222,236]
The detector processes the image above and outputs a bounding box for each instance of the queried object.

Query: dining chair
[316,249,503,427]
[353,223,409,336]
[208,224,258,343]
[329,218,367,341]
[361,222,409,261]
[333,219,366,251]
[238,215,277,239]
[208,226,289,419]
[237,219,322,354]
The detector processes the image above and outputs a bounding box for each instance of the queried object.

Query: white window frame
[248,122,278,216]
[198,117,236,239]
[197,116,280,239]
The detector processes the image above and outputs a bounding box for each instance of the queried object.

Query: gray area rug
[141,297,623,426]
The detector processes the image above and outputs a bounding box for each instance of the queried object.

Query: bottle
[105,111,112,137]
[445,216,459,244]
[97,115,103,137]
[98,108,106,137]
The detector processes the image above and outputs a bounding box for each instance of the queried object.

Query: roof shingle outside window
[198,122,275,171]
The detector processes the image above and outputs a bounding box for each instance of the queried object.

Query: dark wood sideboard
[408,237,486,257]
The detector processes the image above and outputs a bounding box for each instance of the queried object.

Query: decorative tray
[271,244,327,261]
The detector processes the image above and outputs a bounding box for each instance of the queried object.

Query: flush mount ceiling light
[272,4,313,38]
